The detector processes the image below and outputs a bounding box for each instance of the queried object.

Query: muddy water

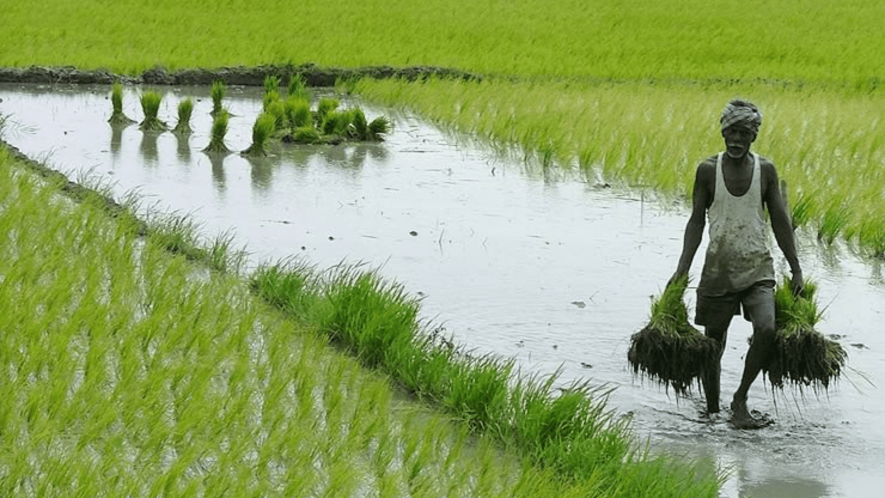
[2,83,883,497]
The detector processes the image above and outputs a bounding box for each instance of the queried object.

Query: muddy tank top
[698,152,775,296]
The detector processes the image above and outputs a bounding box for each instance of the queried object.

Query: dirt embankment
[0,63,481,87]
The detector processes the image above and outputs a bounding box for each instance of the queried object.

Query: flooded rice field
[1,83,883,497]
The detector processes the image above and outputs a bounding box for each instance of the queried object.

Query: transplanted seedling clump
[108,82,135,125]
[242,113,276,156]
[202,110,231,154]
[139,91,168,132]
[172,98,194,135]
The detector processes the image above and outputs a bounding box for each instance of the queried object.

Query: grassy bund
[2,0,882,495]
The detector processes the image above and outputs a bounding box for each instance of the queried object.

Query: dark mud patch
[0,63,481,87]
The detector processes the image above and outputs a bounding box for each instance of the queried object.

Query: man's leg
[701,324,729,413]
[731,282,776,426]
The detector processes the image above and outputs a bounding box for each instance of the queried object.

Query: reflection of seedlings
[242,113,276,157]
[138,91,168,132]
[172,98,194,135]
[175,133,191,162]
[108,82,135,125]
[139,131,160,163]
[210,80,226,116]
[202,110,231,154]
[110,125,123,155]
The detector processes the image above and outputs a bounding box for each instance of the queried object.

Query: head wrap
[720,100,762,134]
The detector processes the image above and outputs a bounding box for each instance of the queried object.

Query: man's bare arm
[671,160,713,283]
[763,160,804,293]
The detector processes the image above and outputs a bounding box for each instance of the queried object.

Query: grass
[249,262,721,495]
[0,145,720,496]
[628,275,717,395]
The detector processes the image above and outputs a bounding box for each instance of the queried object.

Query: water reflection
[206,152,227,192]
[243,154,275,192]
[174,132,192,163]
[738,474,829,498]
[110,124,126,156]
[139,131,160,165]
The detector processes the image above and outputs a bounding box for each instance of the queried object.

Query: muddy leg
[702,325,728,413]
[731,285,776,428]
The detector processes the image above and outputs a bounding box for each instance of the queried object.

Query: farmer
[669,99,803,428]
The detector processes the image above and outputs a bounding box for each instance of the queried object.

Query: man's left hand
[791,270,805,297]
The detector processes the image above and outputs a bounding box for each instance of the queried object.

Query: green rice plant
[138,91,168,132]
[351,108,369,140]
[202,110,231,154]
[172,97,194,135]
[263,74,280,95]
[817,196,852,244]
[290,125,321,144]
[108,81,135,125]
[321,109,353,137]
[287,74,311,102]
[265,100,285,131]
[628,274,718,395]
[284,97,312,129]
[263,89,281,112]
[210,79,226,116]
[242,112,276,157]
[765,277,847,391]
[314,97,339,127]
[367,116,392,141]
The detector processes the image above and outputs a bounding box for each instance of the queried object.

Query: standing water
[1,83,882,497]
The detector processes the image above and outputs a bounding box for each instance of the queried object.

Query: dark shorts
[695,280,775,328]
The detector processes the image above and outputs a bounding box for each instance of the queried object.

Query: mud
[0,63,481,87]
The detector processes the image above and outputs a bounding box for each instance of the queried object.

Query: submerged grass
[628,275,717,396]
[250,262,721,495]
[766,278,847,391]
[1,145,695,496]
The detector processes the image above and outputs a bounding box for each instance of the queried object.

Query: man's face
[722,124,757,159]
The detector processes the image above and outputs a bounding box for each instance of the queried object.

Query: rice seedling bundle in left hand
[764,277,847,391]
[628,275,718,395]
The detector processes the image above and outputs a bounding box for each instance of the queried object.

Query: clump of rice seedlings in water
[138,91,168,131]
[351,108,368,140]
[367,116,392,141]
[628,274,718,395]
[210,80,226,116]
[266,100,286,131]
[764,277,847,391]
[108,82,135,125]
[172,98,194,135]
[263,74,280,95]
[202,110,231,154]
[242,113,276,157]
[284,97,311,129]
[287,74,311,101]
[291,125,321,144]
[314,97,339,126]
[321,110,353,137]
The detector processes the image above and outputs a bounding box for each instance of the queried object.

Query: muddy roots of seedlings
[764,278,847,391]
[202,110,231,154]
[172,98,194,135]
[108,82,135,125]
[628,275,718,396]
[138,91,168,132]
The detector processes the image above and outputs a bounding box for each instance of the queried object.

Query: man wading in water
[670,99,804,429]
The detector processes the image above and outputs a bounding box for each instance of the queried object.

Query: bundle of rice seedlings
[321,110,353,137]
[107,82,135,125]
[210,80,226,116]
[242,113,276,157]
[202,110,231,154]
[628,275,718,395]
[138,91,168,132]
[314,97,339,126]
[263,74,280,95]
[172,98,193,135]
[290,125,321,144]
[284,97,311,129]
[350,108,369,140]
[287,74,311,101]
[765,277,847,391]
[367,116,392,141]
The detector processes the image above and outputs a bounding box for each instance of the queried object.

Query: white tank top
[698,152,775,296]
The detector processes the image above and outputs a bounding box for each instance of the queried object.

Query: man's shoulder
[697,154,718,170]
